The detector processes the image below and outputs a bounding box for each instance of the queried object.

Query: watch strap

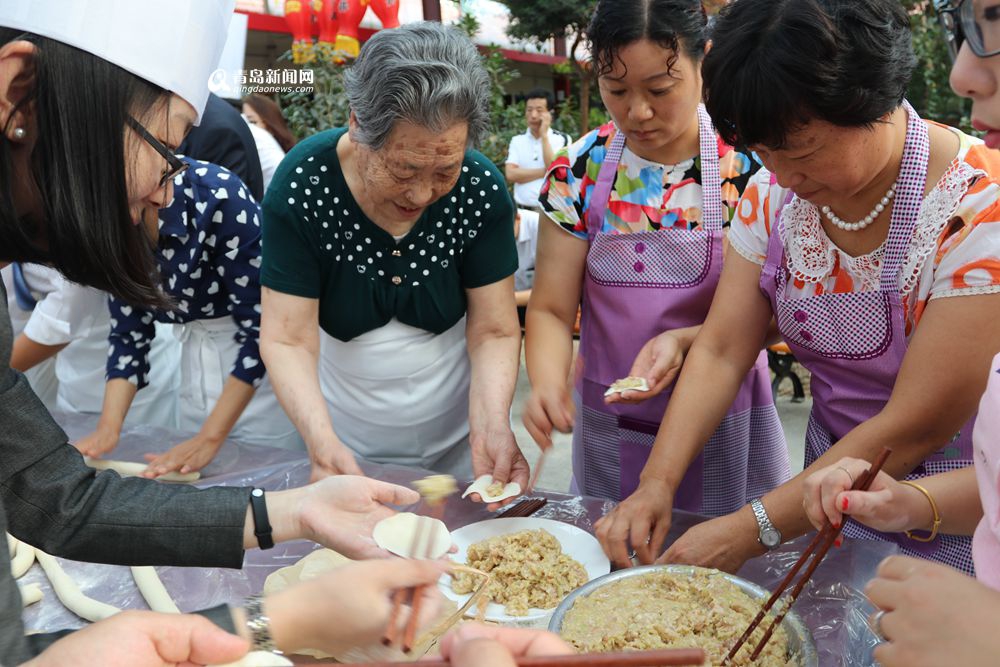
[250,488,274,550]
[243,594,282,654]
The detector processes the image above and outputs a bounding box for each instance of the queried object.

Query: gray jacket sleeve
[0,283,251,665]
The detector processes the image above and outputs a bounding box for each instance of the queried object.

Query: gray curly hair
[344,21,491,150]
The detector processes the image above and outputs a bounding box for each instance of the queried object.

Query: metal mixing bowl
[548,564,818,666]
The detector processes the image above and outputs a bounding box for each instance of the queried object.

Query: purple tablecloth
[21,413,890,666]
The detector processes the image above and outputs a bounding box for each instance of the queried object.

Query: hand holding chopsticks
[724,447,893,664]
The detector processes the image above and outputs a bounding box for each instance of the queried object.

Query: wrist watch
[244,594,283,654]
[750,498,782,550]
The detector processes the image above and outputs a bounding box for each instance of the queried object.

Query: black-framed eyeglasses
[126,116,188,187]
[935,0,1000,61]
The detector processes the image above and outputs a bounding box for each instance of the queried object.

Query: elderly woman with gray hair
[260,22,526,492]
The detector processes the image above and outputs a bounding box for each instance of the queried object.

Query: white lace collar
[779,160,982,294]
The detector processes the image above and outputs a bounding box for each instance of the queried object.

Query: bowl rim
[547,563,818,666]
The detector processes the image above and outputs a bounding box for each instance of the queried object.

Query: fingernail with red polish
[841,497,849,511]
[835,537,842,548]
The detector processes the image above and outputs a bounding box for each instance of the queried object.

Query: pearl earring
[12,128,25,140]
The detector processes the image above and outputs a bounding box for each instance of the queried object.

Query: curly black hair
[703,0,915,149]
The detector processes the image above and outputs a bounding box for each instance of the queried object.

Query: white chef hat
[0,0,236,124]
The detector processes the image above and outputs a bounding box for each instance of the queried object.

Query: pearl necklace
[820,180,898,232]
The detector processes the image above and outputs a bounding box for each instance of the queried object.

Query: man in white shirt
[514,208,539,328]
[505,88,571,211]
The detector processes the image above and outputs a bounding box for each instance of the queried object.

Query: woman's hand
[469,427,530,510]
[595,478,674,568]
[265,558,449,657]
[867,556,1000,667]
[141,434,225,477]
[605,331,685,406]
[73,424,122,459]
[521,383,574,451]
[657,509,763,574]
[440,624,576,667]
[308,440,365,481]
[23,610,249,667]
[802,457,916,533]
[290,476,420,559]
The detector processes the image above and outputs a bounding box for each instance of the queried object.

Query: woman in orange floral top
[600,0,1000,575]
[523,0,790,549]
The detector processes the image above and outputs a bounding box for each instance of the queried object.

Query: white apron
[57,320,180,428]
[174,316,302,450]
[319,317,472,476]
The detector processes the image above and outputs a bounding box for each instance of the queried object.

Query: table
[20,413,891,666]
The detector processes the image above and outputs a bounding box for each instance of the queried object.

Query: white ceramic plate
[440,517,611,627]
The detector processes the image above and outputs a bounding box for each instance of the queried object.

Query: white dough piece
[34,549,120,622]
[84,457,201,483]
[19,582,42,607]
[210,650,294,666]
[373,512,451,559]
[131,566,180,613]
[461,475,522,503]
[7,533,15,558]
[10,538,35,579]
[603,376,651,397]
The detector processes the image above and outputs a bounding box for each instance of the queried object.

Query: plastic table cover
[18,413,893,666]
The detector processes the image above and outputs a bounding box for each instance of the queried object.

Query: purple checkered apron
[573,106,791,508]
[760,102,975,573]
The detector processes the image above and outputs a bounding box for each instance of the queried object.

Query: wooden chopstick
[497,497,547,518]
[349,647,706,667]
[526,447,549,494]
[724,447,892,663]
[381,505,447,653]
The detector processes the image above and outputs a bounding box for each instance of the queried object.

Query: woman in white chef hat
[0,2,469,665]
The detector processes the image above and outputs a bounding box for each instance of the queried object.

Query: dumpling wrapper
[604,376,650,397]
[461,474,522,502]
[373,512,451,559]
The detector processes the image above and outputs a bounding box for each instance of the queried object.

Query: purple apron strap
[585,127,626,241]
[880,101,930,293]
[697,104,724,233]
[586,109,724,240]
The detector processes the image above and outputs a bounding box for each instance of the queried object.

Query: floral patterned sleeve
[928,143,1000,301]
[729,167,790,266]
[538,128,608,240]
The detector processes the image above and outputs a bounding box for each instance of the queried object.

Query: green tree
[903,0,971,130]
[498,0,599,135]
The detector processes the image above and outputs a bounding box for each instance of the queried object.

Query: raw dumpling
[604,376,650,397]
[373,512,451,559]
[462,475,522,503]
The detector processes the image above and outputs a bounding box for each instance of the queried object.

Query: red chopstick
[347,647,706,667]
[381,506,445,653]
[724,447,892,663]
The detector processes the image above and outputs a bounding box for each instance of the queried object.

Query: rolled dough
[34,549,120,622]
[19,582,42,607]
[84,457,201,483]
[131,566,180,613]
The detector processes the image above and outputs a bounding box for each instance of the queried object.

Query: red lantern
[284,0,316,64]
[333,0,368,59]
[315,0,339,46]
[369,0,400,29]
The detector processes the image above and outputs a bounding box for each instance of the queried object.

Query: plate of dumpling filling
[443,518,610,626]
[549,565,817,667]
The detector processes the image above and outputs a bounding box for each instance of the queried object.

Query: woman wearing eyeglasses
[797,3,1000,665]
[0,2,451,664]
[73,155,302,477]
[598,0,1000,574]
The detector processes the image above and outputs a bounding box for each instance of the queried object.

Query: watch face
[761,528,781,548]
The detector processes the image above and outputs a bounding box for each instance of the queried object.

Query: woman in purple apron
[523,0,790,520]
[598,0,1000,573]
